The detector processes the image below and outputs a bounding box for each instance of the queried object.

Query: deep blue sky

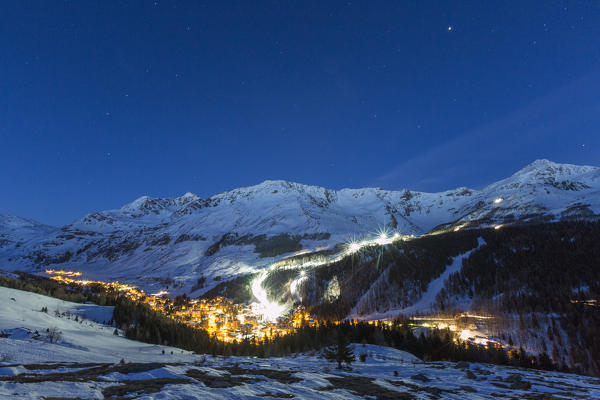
[2,1,599,226]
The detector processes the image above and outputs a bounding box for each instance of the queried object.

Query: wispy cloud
[372,69,600,192]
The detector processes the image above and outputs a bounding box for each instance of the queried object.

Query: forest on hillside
[284,220,599,375]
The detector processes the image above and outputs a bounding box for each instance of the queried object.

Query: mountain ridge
[1,159,598,295]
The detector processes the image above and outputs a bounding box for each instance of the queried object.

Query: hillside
[265,220,599,375]
[0,285,196,365]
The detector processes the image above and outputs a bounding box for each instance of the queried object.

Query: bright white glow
[459,329,493,346]
[345,229,403,255]
[436,323,457,331]
[290,271,308,302]
[453,224,466,232]
[461,313,494,319]
[374,231,388,246]
[151,290,169,297]
[459,329,472,341]
[251,271,287,322]
[373,227,395,246]
[251,228,415,321]
[494,224,503,230]
[346,241,362,254]
[494,197,504,204]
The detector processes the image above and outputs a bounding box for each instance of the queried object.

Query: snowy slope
[0,215,57,270]
[1,287,599,400]
[0,159,598,294]
[0,286,197,365]
[350,238,488,320]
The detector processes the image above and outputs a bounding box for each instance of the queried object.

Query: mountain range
[1,159,598,296]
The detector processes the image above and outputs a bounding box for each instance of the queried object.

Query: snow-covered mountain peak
[180,191,201,202]
[122,195,153,210]
[517,159,597,178]
[0,214,53,231]
[227,179,309,194]
[484,159,599,193]
[256,179,294,187]
[118,192,203,218]
[1,159,599,292]
[211,180,324,206]
[524,158,555,168]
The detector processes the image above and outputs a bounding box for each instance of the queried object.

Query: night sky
[2,1,599,226]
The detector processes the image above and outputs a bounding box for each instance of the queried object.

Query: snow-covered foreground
[0,286,200,365]
[1,287,599,399]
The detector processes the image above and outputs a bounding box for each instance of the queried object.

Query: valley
[43,269,317,344]
[1,159,600,378]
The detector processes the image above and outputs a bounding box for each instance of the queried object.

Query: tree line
[0,271,564,374]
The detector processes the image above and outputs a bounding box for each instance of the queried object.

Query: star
[447,26,453,31]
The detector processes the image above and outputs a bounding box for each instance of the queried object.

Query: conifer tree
[323,331,355,369]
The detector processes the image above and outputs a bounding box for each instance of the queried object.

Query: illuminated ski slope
[250,229,413,321]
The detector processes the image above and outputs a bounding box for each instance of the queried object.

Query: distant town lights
[45,269,81,277]
[45,269,308,343]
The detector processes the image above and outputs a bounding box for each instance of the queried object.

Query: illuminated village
[44,269,316,343]
[43,229,501,348]
[42,230,408,345]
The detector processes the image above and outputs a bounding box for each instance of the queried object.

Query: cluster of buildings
[166,297,314,342]
[45,269,315,343]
